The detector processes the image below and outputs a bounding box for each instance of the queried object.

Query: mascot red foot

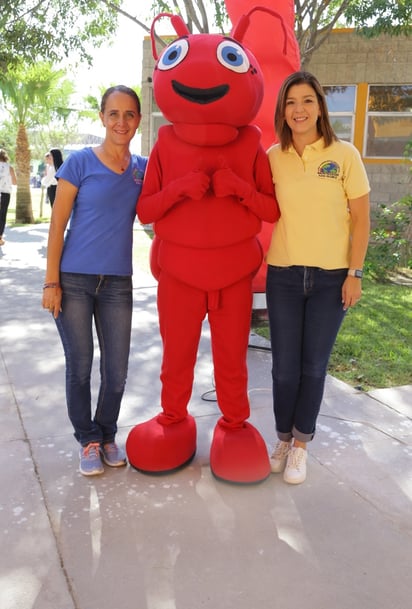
[126,8,283,483]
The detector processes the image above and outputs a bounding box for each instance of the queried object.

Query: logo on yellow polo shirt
[317,161,340,179]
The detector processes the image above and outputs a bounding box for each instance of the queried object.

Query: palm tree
[0,63,74,223]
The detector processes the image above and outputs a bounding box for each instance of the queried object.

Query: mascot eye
[157,39,189,71]
[216,41,250,73]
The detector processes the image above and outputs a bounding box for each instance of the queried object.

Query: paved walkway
[1,224,411,609]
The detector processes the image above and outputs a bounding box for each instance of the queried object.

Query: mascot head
[150,10,282,128]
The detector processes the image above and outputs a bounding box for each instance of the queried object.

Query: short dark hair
[275,71,337,151]
[100,85,141,114]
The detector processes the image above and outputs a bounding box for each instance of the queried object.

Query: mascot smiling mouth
[172,80,229,104]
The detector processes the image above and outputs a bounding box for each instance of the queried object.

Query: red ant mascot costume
[126,3,298,484]
[226,0,301,292]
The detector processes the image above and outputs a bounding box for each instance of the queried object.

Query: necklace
[99,145,130,172]
[120,155,130,171]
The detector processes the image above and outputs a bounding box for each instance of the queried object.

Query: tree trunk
[15,123,34,224]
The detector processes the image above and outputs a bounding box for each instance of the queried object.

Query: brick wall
[305,30,411,85]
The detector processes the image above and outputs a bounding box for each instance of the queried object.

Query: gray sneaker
[79,442,104,476]
[100,442,127,467]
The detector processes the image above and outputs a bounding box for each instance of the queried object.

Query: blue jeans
[266,265,347,442]
[55,272,132,446]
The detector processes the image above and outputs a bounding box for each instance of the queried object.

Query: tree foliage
[296,0,411,62]
[0,63,75,223]
[2,1,410,72]
[0,0,121,71]
[345,0,412,37]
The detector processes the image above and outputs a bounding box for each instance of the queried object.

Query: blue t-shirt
[57,147,147,275]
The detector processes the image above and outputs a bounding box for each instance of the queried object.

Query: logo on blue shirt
[132,167,144,185]
[318,160,340,179]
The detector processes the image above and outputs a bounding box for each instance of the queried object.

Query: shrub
[365,194,412,281]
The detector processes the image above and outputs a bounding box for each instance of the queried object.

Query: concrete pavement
[1,223,411,609]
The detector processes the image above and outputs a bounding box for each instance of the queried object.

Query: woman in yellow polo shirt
[266,71,370,484]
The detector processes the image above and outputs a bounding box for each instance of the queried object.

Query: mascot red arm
[126,6,293,484]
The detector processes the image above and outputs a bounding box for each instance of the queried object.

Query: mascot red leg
[126,5,298,483]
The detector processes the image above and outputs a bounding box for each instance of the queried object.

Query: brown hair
[100,85,141,115]
[0,149,9,163]
[275,71,337,151]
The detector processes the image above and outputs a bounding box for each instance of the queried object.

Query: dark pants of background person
[55,272,133,446]
[0,191,11,236]
[266,265,347,443]
[47,185,57,207]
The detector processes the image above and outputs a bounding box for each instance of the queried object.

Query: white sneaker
[269,440,291,473]
[283,446,307,484]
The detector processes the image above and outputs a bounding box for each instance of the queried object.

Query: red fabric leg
[208,276,270,482]
[158,272,206,421]
[208,276,252,426]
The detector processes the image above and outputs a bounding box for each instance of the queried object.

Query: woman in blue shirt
[42,85,147,476]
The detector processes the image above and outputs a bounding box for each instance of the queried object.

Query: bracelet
[43,282,61,289]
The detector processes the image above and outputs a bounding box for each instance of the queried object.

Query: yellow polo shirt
[266,138,370,269]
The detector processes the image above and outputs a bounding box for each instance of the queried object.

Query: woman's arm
[42,178,78,318]
[10,166,17,186]
[341,192,370,310]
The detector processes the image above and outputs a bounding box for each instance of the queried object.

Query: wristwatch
[347,269,363,278]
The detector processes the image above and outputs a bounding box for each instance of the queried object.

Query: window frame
[323,84,357,144]
[363,84,412,160]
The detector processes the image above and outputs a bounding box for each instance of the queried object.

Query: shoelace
[272,441,290,460]
[288,448,306,470]
[83,442,101,458]
[103,442,117,454]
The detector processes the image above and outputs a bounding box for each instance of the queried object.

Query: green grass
[9,191,412,391]
[6,187,52,225]
[328,279,412,390]
[254,278,412,391]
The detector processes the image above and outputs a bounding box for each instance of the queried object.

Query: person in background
[266,71,370,484]
[42,85,147,476]
[42,148,64,206]
[0,148,17,246]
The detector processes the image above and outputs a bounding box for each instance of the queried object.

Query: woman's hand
[341,276,362,311]
[42,285,62,319]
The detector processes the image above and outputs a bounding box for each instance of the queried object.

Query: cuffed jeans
[266,265,347,442]
[55,272,132,446]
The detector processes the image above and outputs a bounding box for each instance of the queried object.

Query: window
[365,85,412,159]
[323,85,356,142]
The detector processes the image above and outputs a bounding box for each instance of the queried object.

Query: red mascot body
[126,8,285,483]
[226,0,301,292]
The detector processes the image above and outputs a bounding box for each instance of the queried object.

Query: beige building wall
[306,30,411,85]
